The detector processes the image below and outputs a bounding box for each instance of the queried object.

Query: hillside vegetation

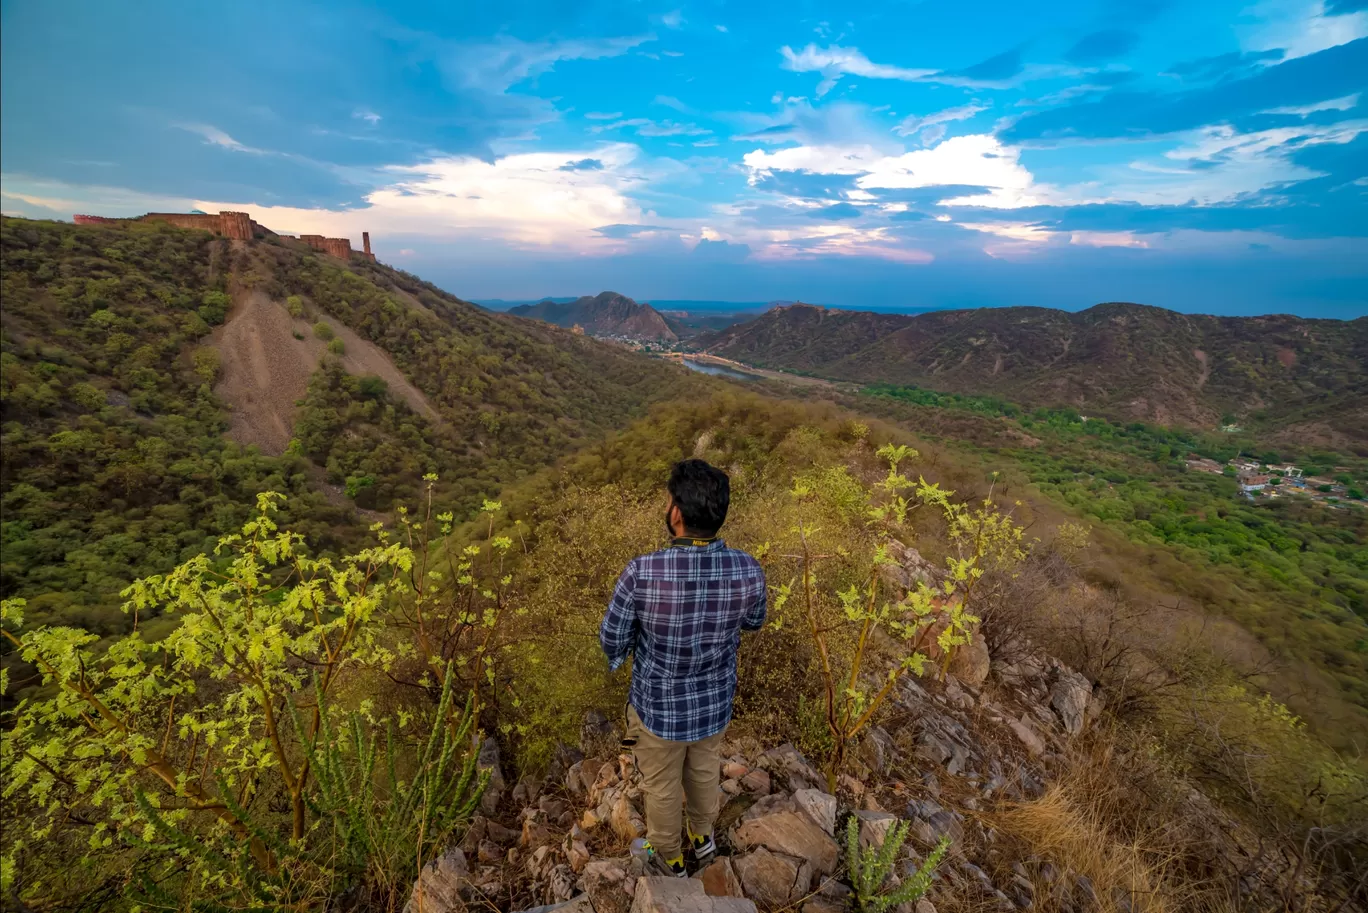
[4,391,1364,910]
[0,217,705,646]
[2,217,1365,912]
[699,303,1368,445]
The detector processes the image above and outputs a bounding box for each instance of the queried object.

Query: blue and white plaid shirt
[600,539,767,742]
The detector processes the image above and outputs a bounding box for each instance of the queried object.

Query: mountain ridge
[509,291,680,341]
[697,301,1368,445]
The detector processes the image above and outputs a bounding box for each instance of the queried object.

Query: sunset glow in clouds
[2,0,1365,315]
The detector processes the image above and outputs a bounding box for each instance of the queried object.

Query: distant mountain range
[697,302,1368,445]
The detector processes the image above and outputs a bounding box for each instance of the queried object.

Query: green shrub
[328,337,346,355]
[286,294,304,318]
[0,498,485,908]
[845,815,949,913]
[313,321,334,341]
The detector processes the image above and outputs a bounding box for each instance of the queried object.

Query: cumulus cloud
[183,145,655,250]
[744,134,1044,209]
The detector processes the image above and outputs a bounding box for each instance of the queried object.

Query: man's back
[600,539,766,741]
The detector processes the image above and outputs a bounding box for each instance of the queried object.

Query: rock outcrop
[403,621,1124,913]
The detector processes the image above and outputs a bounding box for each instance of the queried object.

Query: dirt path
[211,290,441,455]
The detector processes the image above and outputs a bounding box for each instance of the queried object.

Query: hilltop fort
[72,210,375,261]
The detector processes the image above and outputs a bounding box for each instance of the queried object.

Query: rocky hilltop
[511,292,682,343]
[698,303,1368,443]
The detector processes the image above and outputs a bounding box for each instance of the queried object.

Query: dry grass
[983,737,1240,913]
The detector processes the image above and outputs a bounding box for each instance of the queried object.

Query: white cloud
[780,44,938,97]
[585,111,623,120]
[189,145,653,251]
[1262,93,1360,115]
[1094,120,1368,206]
[654,95,693,113]
[743,144,885,176]
[444,35,651,94]
[743,134,1044,209]
[590,118,711,136]
[177,123,266,154]
[716,24,728,33]
[1240,0,1368,59]
[892,103,988,137]
[1070,231,1149,248]
[352,108,382,124]
[662,9,683,28]
[750,223,934,263]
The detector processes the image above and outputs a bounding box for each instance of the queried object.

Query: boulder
[909,810,963,855]
[733,847,812,908]
[792,788,838,835]
[403,847,469,913]
[802,900,845,913]
[565,760,587,797]
[722,761,750,780]
[1049,667,1092,736]
[740,769,772,795]
[477,738,505,816]
[757,743,825,793]
[863,726,895,773]
[854,810,899,851]
[700,857,744,897]
[521,818,557,850]
[611,792,646,841]
[580,859,634,913]
[949,636,991,687]
[1008,716,1046,757]
[581,709,620,758]
[733,797,839,875]
[549,864,577,903]
[631,876,758,913]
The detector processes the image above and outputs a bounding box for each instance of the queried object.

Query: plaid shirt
[600,539,767,742]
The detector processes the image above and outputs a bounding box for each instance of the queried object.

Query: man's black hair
[668,459,730,536]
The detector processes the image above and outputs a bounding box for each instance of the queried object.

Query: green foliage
[1,497,485,909]
[197,290,230,326]
[844,815,949,913]
[285,295,304,318]
[1,218,353,657]
[327,337,345,355]
[856,383,1368,721]
[788,444,1023,785]
[312,321,334,341]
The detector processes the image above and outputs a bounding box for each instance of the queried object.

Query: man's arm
[600,562,638,670]
[740,567,768,631]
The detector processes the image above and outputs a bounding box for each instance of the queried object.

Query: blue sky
[2,0,1366,317]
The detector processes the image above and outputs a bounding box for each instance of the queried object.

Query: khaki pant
[626,705,724,861]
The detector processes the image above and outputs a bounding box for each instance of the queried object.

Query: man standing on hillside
[600,459,767,877]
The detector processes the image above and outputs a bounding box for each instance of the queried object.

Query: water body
[682,359,761,381]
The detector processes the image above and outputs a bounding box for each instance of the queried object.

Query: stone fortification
[71,210,375,261]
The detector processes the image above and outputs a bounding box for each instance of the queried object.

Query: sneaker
[635,840,688,878]
[690,831,717,867]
